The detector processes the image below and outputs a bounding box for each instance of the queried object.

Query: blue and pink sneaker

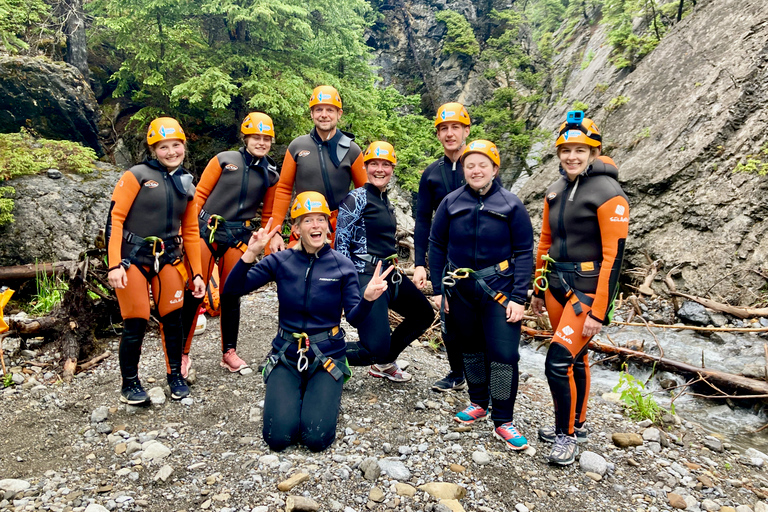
[494,422,529,450]
[454,403,488,424]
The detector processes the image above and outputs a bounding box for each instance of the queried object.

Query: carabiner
[144,236,165,274]
[534,255,555,292]
[208,215,225,244]
[384,255,403,285]
[293,332,310,372]
[441,268,472,288]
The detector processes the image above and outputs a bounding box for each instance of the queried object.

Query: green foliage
[594,82,609,94]
[605,95,631,112]
[0,0,51,53]
[636,126,651,139]
[733,159,768,176]
[435,10,479,57]
[30,264,68,316]
[572,100,589,112]
[580,49,595,69]
[0,130,96,182]
[0,187,13,226]
[603,0,669,69]
[2,372,13,388]
[612,364,662,422]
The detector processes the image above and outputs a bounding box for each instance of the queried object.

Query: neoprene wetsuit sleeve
[338,254,374,326]
[413,168,435,268]
[350,153,367,188]
[508,199,534,305]
[222,255,278,297]
[533,198,553,298]
[589,196,629,322]
[181,187,203,279]
[428,198,450,293]
[194,155,224,214]
[107,171,141,270]
[261,148,296,230]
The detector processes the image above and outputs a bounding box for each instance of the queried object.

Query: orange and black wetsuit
[106,159,202,382]
[261,127,366,248]
[180,148,279,356]
[534,156,629,436]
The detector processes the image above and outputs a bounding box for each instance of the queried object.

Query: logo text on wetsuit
[297,150,311,158]
[610,204,628,222]
[319,278,339,282]
[557,325,574,344]
[170,290,183,304]
[224,164,239,171]
[547,192,557,200]
[144,180,159,188]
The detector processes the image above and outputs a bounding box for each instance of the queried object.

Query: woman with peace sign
[223,191,391,452]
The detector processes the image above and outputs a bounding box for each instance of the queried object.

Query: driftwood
[668,290,768,319]
[613,321,768,333]
[0,261,76,281]
[638,259,662,296]
[77,350,112,372]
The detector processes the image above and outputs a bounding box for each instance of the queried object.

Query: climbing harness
[355,253,403,285]
[199,209,253,253]
[122,231,185,280]
[294,332,310,372]
[441,258,516,308]
[262,326,352,383]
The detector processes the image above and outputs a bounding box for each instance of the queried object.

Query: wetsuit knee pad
[463,352,486,385]
[544,342,574,381]
[489,361,517,402]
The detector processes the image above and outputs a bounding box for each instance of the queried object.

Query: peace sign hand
[363,261,394,301]
[242,217,282,263]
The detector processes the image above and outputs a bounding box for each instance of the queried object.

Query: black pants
[447,285,521,425]
[345,270,434,366]
[262,360,344,452]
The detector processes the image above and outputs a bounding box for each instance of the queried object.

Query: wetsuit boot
[119,318,150,405]
[160,309,190,400]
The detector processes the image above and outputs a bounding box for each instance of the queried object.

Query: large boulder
[0,163,121,265]
[0,56,101,153]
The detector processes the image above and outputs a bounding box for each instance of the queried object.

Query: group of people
[106,86,629,466]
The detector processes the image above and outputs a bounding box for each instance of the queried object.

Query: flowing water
[518,324,768,451]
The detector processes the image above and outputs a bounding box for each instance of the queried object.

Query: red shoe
[220,349,248,372]
[454,403,488,424]
[369,363,412,382]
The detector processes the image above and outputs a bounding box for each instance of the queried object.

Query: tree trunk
[64,0,89,79]
[0,261,75,280]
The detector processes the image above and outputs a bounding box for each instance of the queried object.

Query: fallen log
[638,259,662,296]
[0,261,76,281]
[612,321,768,333]
[77,350,111,372]
[669,291,768,319]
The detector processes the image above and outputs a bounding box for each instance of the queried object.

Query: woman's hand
[191,276,206,299]
[411,266,427,290]
[108,267,128,289]
[363,261,395,301]
[531,296,545,316]
[583,315,602,338]
[506,301,525,323]
[269,230,286,253]
[432,294,448,313]
[243,218,282,263]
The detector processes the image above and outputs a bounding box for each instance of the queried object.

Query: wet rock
[360,458,381,481]
[418,482,467,500]
[612,433,644,447]
[676,301,712,325]
[579,451,608,476]
[285,495,319,512]
[378,459,410,481]
[703,437,724,453]
[667,492,687,509]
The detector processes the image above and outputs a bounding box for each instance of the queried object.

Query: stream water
[518,324,768,451]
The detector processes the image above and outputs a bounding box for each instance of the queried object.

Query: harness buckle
[385,254,403,285]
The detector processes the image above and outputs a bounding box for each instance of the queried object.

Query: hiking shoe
[538,423,589,444]
[431,371,467,392]
[494,422,529,451]
[454,403,488,424]
[194,314,206,336]
[220,348,248,372]
[369,363,412,382]
[181,353,191,379]
[120,379,150,405]
[548,434,578,466]
[167,373,190,400]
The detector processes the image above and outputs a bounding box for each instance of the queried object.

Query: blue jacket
[429,180,534,305]
[224,244,373,359]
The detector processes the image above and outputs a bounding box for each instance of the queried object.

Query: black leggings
[262,360,344,452]
[447,287,521,426]
[345,271,434,366]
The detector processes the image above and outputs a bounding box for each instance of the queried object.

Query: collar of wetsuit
[144,159,190,195]
[364,182,388,200]
[467,177,500,198]
[310,127,343,146]
[299,243,332,259]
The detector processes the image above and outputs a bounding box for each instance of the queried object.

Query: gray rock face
[0,163,121,265]
[518,0,768,305]
[0,56,101,152]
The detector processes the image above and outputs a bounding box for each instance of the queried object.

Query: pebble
[667,492,687,509]
[418,482,467,500]
[643,427,661,443]
[90,406,109,423]
[359,458,381,481]
[368,487,384,503]
[585,472,602,481]
[735,506,753,512]
[612,432,644,447]
[142,441,171,462]
[579,451,608,476]
[395,483,416,497]
[515,505,530,512]
[0,479,30,498]
[378,460,410,481]
[703,437,724,453]
[84,505,110,512]
[148,387,166,405]
[472,450,491,465]
[285,495,319,512]
[700,499,719,511]
[240,367,253,375]
[153,464,173,482]
[181,397,194,406]
[278,473,310,491]
[449,463,465,473]
[438,499,466,512]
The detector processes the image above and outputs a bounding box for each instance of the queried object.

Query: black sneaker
[431,372,467,392]
[120,379,150,405]
[167,373,190,400]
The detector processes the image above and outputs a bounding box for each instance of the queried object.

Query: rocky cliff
[517,0,768,305]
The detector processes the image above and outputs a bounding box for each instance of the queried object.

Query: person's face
[463,153,498,194]
[296,213,329,253]
[436,122,470,153]
[153,139,185,169]
[311,105,342,134]
[558,143,598,180]
[365,159,394,191]
[244,134,272,158]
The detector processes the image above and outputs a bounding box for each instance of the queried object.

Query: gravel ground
[1,284,768,512]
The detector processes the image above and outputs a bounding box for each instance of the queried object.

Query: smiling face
[558,143,599,180]
[295,213,329,254]
[244,134,272,158]
[152,139,186,169]
[311,105,342,137]
[365,159,394,191]
[462,152,498,195]
[436,121,471,154]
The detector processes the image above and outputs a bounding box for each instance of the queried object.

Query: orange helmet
[241,112,275,138]
[146,117,186,146]
[555,110,602,148]
[461,139,501,167]
[309,85,342,110]
[435,102,471,127]
[291,191,331,219]
[363,141,397,165]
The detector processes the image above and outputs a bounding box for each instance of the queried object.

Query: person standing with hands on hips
[106,117,205,405]
[531,111,629,465]
[429,140,533,451]
[224,193,393,452]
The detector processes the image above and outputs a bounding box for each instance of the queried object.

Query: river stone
[149,387,166,405]
[439,499,466,512]
[579,451,608,476]
[676,301,711,325]
[360,457,381,481]
[142,441,171,462]
[756,503,768,512]
[745,447,768,462]
[84,505,110,512]
[395,483,416,497]
[472,450,491,465]
[735,506,754,512]
[368,487,385,503]
[612,433,644,447]
[703,437,724,453]
[91,406,109,423]
[378,459,410,481]
[0,479,30,499]
[700,499,720,512]
[278,473,309,492]
[153,465,173,482]
[642,427,661,443]
[667,492,687,509]
[285,496,319,512]
[418,482,467,500]
[515,505,530,512]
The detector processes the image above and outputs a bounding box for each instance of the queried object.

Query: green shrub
[580,49,595,70]
[594,83,609,94]
[0,129,96,180]
[605,95,631,112]
[572,101,589,112]
[613,364,664,422]
[435,10,480,57]
[29,263,68,315]
[0,186,13,226]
